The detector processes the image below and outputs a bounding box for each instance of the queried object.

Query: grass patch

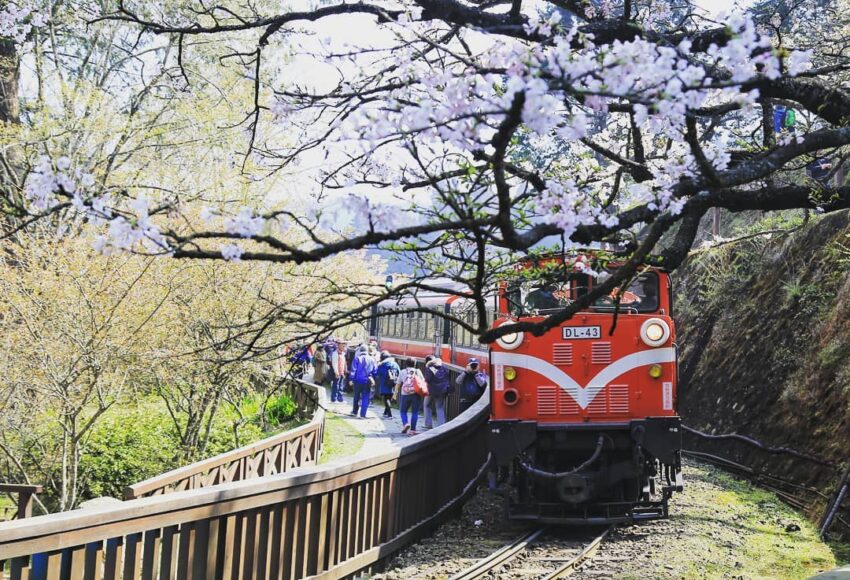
[684,463,836,579]
[319,414,364,464]
[830,540,850,566]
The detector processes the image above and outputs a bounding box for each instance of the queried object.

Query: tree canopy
[3,0,850,344]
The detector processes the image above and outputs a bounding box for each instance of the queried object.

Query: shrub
[79,401,180,500]
[266,394,297,426]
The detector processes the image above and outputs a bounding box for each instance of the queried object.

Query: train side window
[408,312,415,340]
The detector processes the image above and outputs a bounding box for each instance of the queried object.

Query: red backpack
[402,368,428,396]
[412,369,429,397]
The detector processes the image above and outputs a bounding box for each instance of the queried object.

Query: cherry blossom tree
[6,0,850,344]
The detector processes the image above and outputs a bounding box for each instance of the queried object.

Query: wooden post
[712,207,720,237]
[0,484,43,519]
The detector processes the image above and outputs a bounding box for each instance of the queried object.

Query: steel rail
[449,525,612,580]
[450,527,546,580]
[540,526,612,579]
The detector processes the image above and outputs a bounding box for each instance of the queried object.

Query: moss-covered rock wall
[675,210,850,516]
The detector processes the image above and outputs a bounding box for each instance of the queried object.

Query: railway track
[450,525,612,580]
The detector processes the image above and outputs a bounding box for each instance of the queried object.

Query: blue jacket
[349,350,376,385]
[457,370,488,399]
[324,343,339,379]
[423,363,451,397]
[375,358,400,395]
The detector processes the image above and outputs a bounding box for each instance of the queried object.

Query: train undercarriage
[489,418,684,524]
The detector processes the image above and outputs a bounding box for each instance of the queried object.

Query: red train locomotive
[372,255,683,524]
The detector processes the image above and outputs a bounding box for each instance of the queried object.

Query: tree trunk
[0,38,20,124]
[0,35,24,221]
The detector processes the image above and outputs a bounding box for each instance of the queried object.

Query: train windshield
[506,271,660,315]
[591,271,659,312]
[507,273,592,316]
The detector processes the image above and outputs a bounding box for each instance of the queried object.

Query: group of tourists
[306,338,488,436]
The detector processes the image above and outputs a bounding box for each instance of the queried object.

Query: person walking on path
[349,345,377,418]
[375,351,400,418]
[312,343,328,385]
[396,361,424,434]
[368,340,381,403]
[327,339,348,403]
[456,357,488,413]
[423,355,451,429]
[421,355,434,426]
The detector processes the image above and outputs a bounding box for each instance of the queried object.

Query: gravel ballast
[372,459,837,579]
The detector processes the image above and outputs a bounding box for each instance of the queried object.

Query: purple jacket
[423,363,451,397]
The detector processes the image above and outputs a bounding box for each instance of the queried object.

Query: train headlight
[504,366,517,381]
[496,330,524,350]
[503,388,520,405]
[640,318,670,347]
[648,364,663,379]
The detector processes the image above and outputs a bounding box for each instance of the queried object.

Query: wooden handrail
[0,484,43,520]
[125,380,326,499]
[0,389,490,579]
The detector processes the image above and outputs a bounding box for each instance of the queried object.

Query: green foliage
[266,394,297,426]
[782,275,805,304]
[79,401,179,500]
[736,210,808,238]
[686,238,762,312]
[74,391,302,502]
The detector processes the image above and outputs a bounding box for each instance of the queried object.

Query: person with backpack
[456,357,488,413]
[349,344,377,418]
[375,351,400,418]
[422,355,451,429]
[396,361,425,434]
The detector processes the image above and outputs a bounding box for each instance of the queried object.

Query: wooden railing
[0,395,489,579]
[125,380,326,500]
[0,484,42,520]
[0,387,490,579]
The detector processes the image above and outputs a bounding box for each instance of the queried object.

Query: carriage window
[592,272,659,312]
[415,312,423,340]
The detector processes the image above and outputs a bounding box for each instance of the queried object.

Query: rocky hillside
[674,210,850,535]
